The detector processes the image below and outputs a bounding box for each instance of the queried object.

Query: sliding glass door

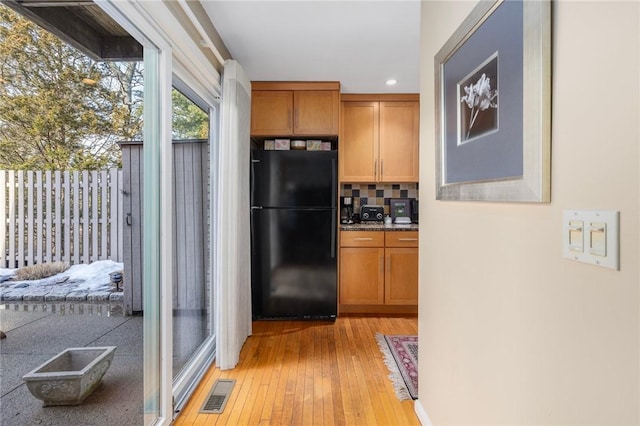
[170,84,217,410]
[98,1,222,423]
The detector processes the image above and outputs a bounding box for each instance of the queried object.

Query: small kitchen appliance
[360,205,384,222]
[340,196,354,224]
[389,198,414,223]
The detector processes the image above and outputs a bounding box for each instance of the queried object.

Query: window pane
[171,87,211,380]
[172,88,209,140]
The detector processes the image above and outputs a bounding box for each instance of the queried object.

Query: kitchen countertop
[340,222,419,231]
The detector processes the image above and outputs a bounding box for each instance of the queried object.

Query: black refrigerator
[250,149,337,320]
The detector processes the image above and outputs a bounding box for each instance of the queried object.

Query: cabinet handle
[381,159,384,179]
[354,237,373,241]
[288,110,292,129]
[398,238,418,241]
[374,159,377,181]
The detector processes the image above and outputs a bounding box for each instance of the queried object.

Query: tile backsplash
[341,183,418,215]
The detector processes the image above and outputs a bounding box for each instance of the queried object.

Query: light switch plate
[563,210,619,270]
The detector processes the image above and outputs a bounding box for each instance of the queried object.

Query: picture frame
[434,0,551,202]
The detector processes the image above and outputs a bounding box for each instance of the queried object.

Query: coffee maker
[340,196,354,224]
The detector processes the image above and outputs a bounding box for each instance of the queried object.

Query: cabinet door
[339,247,384,304]
[294,91,339,135]
[384,247,418,305]
[379,102,419,182]
[339,101,379,182]
[251,91,293,136]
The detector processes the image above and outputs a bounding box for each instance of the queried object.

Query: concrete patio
[0,303,143,426]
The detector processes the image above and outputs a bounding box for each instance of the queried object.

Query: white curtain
[215,60,252,370]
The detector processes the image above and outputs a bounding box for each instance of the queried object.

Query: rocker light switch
[589,222,606,256]
[563,210,619,270]
[568,220,584,252]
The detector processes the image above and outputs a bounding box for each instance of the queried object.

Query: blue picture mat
[443,0,524,184]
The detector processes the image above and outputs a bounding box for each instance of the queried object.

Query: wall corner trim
[414,399,432,425]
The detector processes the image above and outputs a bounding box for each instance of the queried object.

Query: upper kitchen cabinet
[379,101,420,182]
[340,94,419,183]
[251,91,293,136]
[251,82,340,137]
[340,101,379,181]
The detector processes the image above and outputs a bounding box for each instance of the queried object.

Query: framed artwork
[434,0,551,202]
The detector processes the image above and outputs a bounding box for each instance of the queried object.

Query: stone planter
[22,346,116,406]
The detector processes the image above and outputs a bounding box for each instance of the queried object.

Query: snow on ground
[0,260,123,292]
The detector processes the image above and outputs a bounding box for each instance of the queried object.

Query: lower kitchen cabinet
[385,248,418,305]
[339,230,418,313]
[339,247,384,304]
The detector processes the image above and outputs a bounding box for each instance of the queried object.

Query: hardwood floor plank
[223,337,264,425]
[266,324,296,425]
[174,315,420,426]
[326,326,346,426]
[258,322,287,423]
[366,318,391,392]
[246,322,283,424]
[348,318,382,426]
[319,325,336,426]
[353,318,394,425]
[280,323,303,425]
[331,327,355,424]
[335,318,360,424]
[294,322,315,425]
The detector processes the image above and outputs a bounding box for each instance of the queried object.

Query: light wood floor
[173,315,419,426]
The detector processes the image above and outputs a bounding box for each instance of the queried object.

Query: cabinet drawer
[340,231,384,247]
[385,231,418,247]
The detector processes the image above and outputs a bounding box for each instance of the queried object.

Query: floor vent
[200,379,235,414]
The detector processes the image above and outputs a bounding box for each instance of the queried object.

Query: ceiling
[200,0,421,94]
[4,0,421,93]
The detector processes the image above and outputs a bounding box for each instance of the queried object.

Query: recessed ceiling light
[385,79,398,86]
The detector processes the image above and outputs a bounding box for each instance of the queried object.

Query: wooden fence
[1,169,123,268]
[119,140,209,315]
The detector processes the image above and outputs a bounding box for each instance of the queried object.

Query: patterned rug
[375,333,418,400]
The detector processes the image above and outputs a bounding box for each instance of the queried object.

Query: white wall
[418,1,639,424]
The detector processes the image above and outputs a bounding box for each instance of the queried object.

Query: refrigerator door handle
[331,157,337,258]
[330,211,336,259]
[250,157,258,206]
[250,208,256,254]
[331,157,337,208]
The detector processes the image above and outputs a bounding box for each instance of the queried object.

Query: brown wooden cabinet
[339,95,419,183]
[339,231,385,305]
[340,101,378,181]
[293,90,339,135]
[251,91,293,136]
[384,231,419,305]
[339,230,418,313]
[251,82,339,137]
[379,102,420,182]
[340,247,385,305]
